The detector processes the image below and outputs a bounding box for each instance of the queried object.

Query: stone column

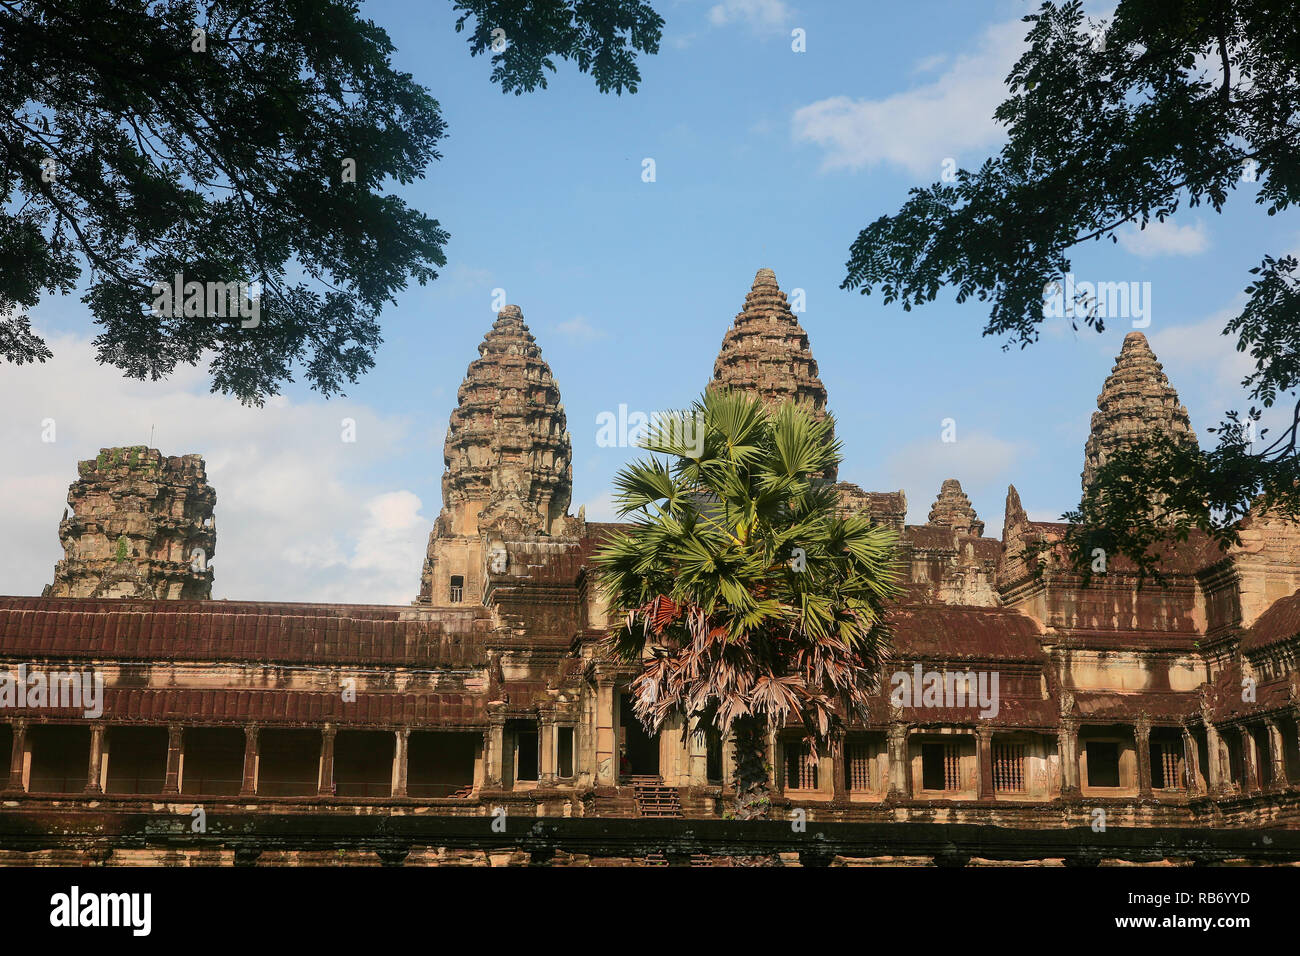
[318,724,336,796]
[886,723,909,798]
[163,723,183,794]
[392,727,409,797]
[683,717,709,787]
[85,724,105,794]
[6,720,26,792]
[1135,719,1152,798]
[1058,720,1080,795]
[976,727,994,800]
[1265,719,1286,790]
[539,715,556,787]
[484,719,505,789]
[594,679,616,786]
[240,724,259,796]
[830,732,847,801]
[1181,727,1202,794]
[1204,722,1225,793]
[1239,726,1259,793]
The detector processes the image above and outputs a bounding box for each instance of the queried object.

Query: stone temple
[2,269,1299,866]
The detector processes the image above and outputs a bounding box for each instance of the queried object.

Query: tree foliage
[594,391,901,818]
[0,0,661,403]
[841,0,1300,570]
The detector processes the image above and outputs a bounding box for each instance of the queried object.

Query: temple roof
[0,596,491,667]
[1082,331,1196,493]
[926,478,984,537]
[441,305,572,535]
[711,268,836,480]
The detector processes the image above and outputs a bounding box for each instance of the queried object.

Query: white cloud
[792,19,1027,175]
[912,53,948,74]
[580,491,620,523]
[555,315,609,343]
[708,0,791,31]
[1146,304,1258,429]
[0,333,430,605]
[882,428,1025,524]
[1118,220,1210,258]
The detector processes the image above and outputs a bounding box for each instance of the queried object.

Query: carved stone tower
[927,478,984,537]
[417,305,574,605]
[711,267,835,479]
[44,446,216,600]
[1082,331,1197,494]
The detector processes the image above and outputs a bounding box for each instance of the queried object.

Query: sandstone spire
[927,478,984,536]
[711,267,835,479]
[417,305,573,604]
[44,446,216,600]
[440,304,572,536]
[1082,331,1196,493]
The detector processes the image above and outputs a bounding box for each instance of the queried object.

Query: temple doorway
[619,693,659,780]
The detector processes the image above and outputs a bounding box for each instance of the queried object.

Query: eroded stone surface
[1082,331,1196,494]
[927,478,984,537]
[417,305,576,605]
[44,446,215,600]
[711,268,836,480]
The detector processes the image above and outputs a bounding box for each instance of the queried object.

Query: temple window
[104,726,168,794]
[513,726,540,783]
[783,740,818,791]
[992,741,1026,793]
[449,575,464,603]
[408,731,477,797]
[844,734,885,792]
[1150,730,1186,790]
[921,742,961,791]
[1085,741,1121,788]
[334,730,395,797]
[257,729,321,796]
[27,725,90,793]
[556,726,574,779]
[180,727,245,796]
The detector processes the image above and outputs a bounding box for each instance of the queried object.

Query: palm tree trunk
[731,715,771,820]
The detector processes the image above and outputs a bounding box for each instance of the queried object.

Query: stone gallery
[3,268,1299,865]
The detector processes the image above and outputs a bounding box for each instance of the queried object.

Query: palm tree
[594,390,902,819]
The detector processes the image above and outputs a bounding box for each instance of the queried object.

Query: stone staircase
[626,777,712,865]
[629,777,683,819]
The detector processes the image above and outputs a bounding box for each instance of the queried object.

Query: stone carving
[44,446,215,600]
[1082,331,1197,494]
[926,478,984,537]
[416,305,574,604]
[710,268,836,480]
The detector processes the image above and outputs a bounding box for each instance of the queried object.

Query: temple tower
[417,305,574,605]
[1082,331,1196,494]
[927,478,984,537]
[44,446,216,600]
[711,267,835,479]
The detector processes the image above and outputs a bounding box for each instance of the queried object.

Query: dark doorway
[1086,741,1121,788]
[618,693,658,779]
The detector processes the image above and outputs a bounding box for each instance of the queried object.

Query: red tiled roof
[1243,589,1300,652]
[856,695,1058,728]
[1071,691,1199,722]
[0,597,491,667]
[887,605,1045,661]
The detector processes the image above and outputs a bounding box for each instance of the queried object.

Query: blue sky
[4,0,1296,603]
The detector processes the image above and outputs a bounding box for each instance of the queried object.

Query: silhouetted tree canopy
[841,0,1300,574]
[0,0,662,403]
